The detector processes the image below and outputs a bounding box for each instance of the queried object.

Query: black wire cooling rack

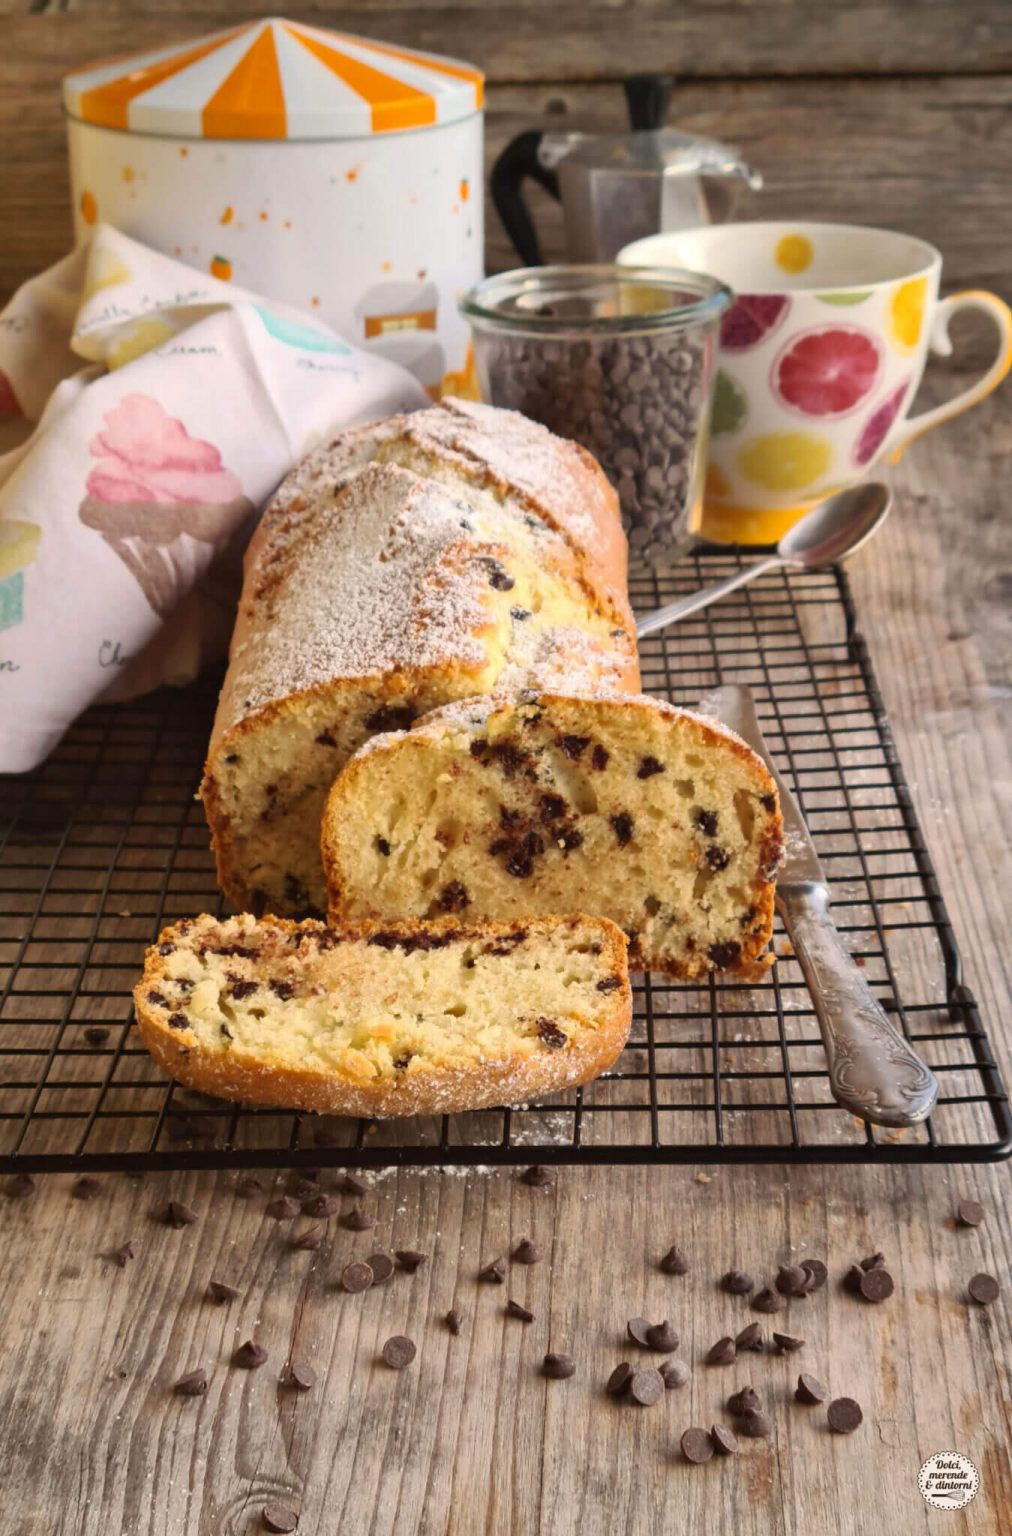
[1,553,1009,1172]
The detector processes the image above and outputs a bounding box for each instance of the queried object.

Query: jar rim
[460,263,731,334]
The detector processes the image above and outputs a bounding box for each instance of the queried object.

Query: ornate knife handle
[777,883,939,1127]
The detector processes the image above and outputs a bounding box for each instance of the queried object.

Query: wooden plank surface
[0,394,1009,1536]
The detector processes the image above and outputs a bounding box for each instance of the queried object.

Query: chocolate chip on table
[727,1386,762,1417]
[606,1362,634,1397]
[795,1374,827,1406]
[367,1253,395,1284]
[235,1175,264,1199]
[233,1340,268,1370]
[208,1280,241,1304]
[776,1264,810,1298]
[302,1192,340,1219]
[506,1298,535,1323]
[262,1503,298,1534]
[752,1286,783,1314]
[859,1252,886,1272]
[659,1246,690,1276]
[543,1353,576,1380]
[381,1335,416,1370]
[957,1200,985,1228]
[843,1264,865,1295]
[626,1317,652,1347]
[680,1428,715,1463]
[341,1173,369,1197]
[72,1175,102,1201]
[267,1196,301,1221]
[967,1273,1000,1305]
[659,1358,691,1390]
[84,1026,111,1046]
[645,1321,678,1352]
[174,1368,208,1397]
[711,1424,739,1456]
[735,1323,764,1352]
[772,1332,805,1353]
[740,1409,773,1439]
[706,1336,736,1367]
[164,1200,197,1229]
[113,1241,136,1267]
[341,1206,375,1232]
[287,1171,320,1197]
[827,1397,863,1434]
[285,1361,316,1392]
[445,1309,463,1335]
[512,1238,541,1265]
[858,1267,894,1303]
[800,1259,828,1290]
[290,1223,325,1252]
[479,1257,507,1284]
[629,1368,664,1406]
[521,1164,556,1189]
[341,1261,374,1294]
[723,1269,754,1295]
[395,1250,427,1273]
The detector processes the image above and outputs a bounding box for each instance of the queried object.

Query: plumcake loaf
[201,400,638,917]
[134,912,632,1118]
[322,690,784,979]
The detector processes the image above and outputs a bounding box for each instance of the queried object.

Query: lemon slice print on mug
[737,431,832,492]
[890,277,928,351]
[774,232,813,275]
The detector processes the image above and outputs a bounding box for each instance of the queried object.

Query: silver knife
[699,683,938,1128]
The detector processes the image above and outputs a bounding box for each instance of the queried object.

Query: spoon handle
[635,554,782,638]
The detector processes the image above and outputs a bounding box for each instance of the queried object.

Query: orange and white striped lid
[63,17,484,140]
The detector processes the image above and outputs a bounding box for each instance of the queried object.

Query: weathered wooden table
[1,6,1010,1533]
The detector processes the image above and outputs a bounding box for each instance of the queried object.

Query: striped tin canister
[63,18,485,397]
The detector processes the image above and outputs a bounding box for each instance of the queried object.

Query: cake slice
[134,912,632,1118]
[322,690,783,979]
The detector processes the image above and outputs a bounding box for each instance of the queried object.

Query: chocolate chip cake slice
[134,912,632,1117]
[322,690,783,979]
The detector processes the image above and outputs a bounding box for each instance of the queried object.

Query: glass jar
[461,264,730,562]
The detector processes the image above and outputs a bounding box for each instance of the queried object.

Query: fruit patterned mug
[619,222,1011,544]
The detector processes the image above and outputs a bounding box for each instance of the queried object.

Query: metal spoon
[636,482,891,638]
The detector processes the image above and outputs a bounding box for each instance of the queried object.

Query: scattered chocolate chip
[629,1368,664,1406]
[610,811,634,847]
[795,1373,827,1405]
[843,1264,865,1294]
[395,1250,427,1273]
[728,1387,763,1417]
[827,1397,863,1434]
[506,1298,534,1323]
[626,1317,652,1347]
[681,1427,714,1462]
[512,1238,541,1265]
[735,1323,764,1352]
[479,1257,507,1284]
[659,1358,691,1389]
[302,1192,340,1219]
[262,1503,298,1533]
[637,756,664,779]
[235,1175,264,1199]
[72,1175,101,1201]
[859,1252,886,1272]
[287,1173,320,1198]
[290,1223,325,1252]
[381,1335,416,1370]
[445,1309,462,1335]
[285,1361,316,1392]
[740,1409,773,1438]
[341,1206,375,1232]
[543,1352,575,1380]
[341,1173,368,1196]
[706,1336,736,1367]
[208,1280,241,1304]
[591,745,609,771]
[752,1286,783,1314]
[341,1261,374,1294]
[659,1245,690,1275]
[711,1424,739,1456]
[112,1241,136,1267]
[772,1332,805,1353]
[267,1196,301,1221]
[645,1321,678,1352]
[606,1362,634,1397]
[164,1200,197,1229]
[776,1264,810,1298]
[233,1340,268,1370]
[84,1026,111,1046]
[968,1273,1000,1305]
[174,1368,208,1397]
[723,1269,754,1295]
[858,1267,894,1303]
[366,1252,394,1284]
[957,1200,985,1228]
[537,1016,567,1049]
[800,1259,828,1290]
[521,1164,555,1188]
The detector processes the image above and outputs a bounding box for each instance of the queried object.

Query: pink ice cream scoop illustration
[79,393,254,617]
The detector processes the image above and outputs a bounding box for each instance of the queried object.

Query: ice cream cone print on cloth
[79,394,253,618]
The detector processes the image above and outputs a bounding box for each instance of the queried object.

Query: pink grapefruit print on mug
[619,222,1011,545]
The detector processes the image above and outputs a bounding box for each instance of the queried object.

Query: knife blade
[697,683,938,1129]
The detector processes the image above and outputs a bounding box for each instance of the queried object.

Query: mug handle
[887,289,1012,461]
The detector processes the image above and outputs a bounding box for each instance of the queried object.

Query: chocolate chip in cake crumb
[395,1250,427,1273]
[543,1352,575,1380]
[480,556,515,592]
[469,739,489,760]
[610,812,634,846]
[491,741,525,777]
[711,1424,739,1456]
[220,1023,233,1041]
[157,943,175,956]
[267,1195,301,1220]
[290,1223,325,1252]
[680,1428,714,1462]
[858,1267,894,1303]
[224,752,240,764]
[365,702,416,732]
[479,1257,507,1284]
[629,1368,664,1406]
[694,808,719,837]
[706,1336,737,1366]
[437,881,470,913]
[967,1273,999,1305]
[659,1358,691,1389]
[174,1368,208,1397]
[341,1206,375,1232]
[164,1200,197,1228]
[147,990,167,1006]
[381,1335,416,1369]
[539,792,567,822]
[637,756,664,779]
[285,1361,316,1392]
[735,1322,764,1352]
[510,605,532,621]
[606,1362,634,1397]
[591,744,609,771]
[229,979,258,999]
[262,1503,298,1533]
[707,941,742,969]
[341,1261,374,1294]
[597,976,623,993]
[315,730,337,747]
[558,827,584,852]
[393,1053,413,1070]
[167,1012,189,1031]
[537,1017,567,1049]
[795,1373,827,1405]
[84,1026,110,1046]
[445,1308,463,1334]
[706,845,731,871]
[374,836,391,856]
[367,1252,395,1284]
[772,1332,805,1353]
[512,1238,541,1265]
[560,734,590,760]
[827,1397,863,1434]
[956,1199,985,1227]
[760,794,776,812]
[233,1340,268,1370]
[506,1298,534,1323]
[521,1164,555,1188]
[208,1280,241,1303]
[269,979,295,1000]
[723,1269,754,1295]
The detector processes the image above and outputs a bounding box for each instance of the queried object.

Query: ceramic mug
[619,221,1012,544]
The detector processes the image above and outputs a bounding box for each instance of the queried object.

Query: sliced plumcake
[134,913,632,1118]
[322,691,784,980]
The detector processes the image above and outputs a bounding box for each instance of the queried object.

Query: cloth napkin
[0,226,426,773]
